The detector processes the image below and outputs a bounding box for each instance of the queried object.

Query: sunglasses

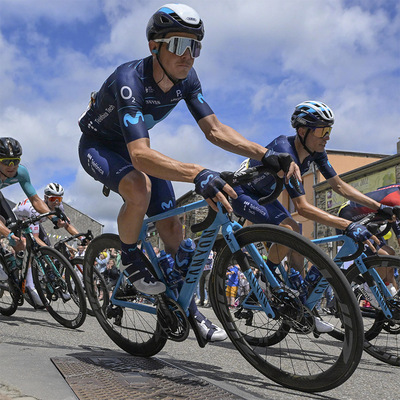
[154,36,202,58]
[48,196,63,202]
[312,126,332,138]
[0,158,21,166]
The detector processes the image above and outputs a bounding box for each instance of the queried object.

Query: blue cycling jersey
[79,56,214,144]
[239,135,337,199]
[0,165,36,198]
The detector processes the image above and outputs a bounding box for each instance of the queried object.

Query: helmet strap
[155,44,182,86]
[298,128,315,156]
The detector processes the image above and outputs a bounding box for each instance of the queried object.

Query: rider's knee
[280,218,300,233]
[119,171,151,206]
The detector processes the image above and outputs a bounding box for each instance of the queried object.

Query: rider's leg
[156,216,183,256]
[117,171,166,294]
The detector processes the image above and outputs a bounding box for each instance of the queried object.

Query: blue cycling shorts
[78,134,176,216]
[231,186,291,225]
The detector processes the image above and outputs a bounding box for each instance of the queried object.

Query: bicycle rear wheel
[345,255,400,366]
[84,234,167,357]
[209,224,364,393]
[32,247,87,329]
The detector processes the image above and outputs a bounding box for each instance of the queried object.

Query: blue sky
[0,0,399,233]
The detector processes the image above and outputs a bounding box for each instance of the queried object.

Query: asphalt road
[0,304,399,400]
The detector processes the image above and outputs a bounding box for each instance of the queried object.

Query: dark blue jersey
[79,56,214,144]
[238,135,337,198]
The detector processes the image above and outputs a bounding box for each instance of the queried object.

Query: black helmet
[146,4,204,41]
[0,137,22,158]
[291,101,335,129]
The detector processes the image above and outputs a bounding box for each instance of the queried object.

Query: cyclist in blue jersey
[230,101,395,331]
[232,101,391,247]
[78,3,301,342]
[78,7,299,294]
[0,137,60,281]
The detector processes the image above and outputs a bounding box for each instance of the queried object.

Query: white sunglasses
[154,36,202,58]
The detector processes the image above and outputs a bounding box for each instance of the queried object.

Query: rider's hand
[377,204,395,221]
[261,150,301,184]
[194,169,236,212]
[344,222,379,252]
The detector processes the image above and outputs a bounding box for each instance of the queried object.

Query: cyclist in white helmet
[13,182,79,306]
[78,4,300,342]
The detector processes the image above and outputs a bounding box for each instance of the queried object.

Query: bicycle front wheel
[32,247,87,329]
[209,224,364,393]
[345,255,400,366]
[84,234,167,357]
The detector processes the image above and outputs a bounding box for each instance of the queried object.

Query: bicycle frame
[110,199,330,318]
[313,234,394,318]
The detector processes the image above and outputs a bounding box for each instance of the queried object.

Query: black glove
[261,150,293,174]
[194,169,227,200]
[51,216,60,230]
[344,222,373,243]
[377,203,394,219]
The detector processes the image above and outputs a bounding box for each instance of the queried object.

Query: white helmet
[44,182,64,197]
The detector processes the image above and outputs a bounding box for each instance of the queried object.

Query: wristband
[7,232,16,246]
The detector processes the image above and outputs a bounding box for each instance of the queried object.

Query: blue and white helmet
[146,4,204,41]
[291,101,335,128]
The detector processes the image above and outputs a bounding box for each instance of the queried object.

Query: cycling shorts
[78,134,176,217]
[231,186,291,225]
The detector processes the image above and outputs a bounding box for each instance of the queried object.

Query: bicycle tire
[0,257,19,316]
[84,233,167,357]
[0,278,18,316]
[209,224,364,393]
[31,247,87,329]
[70,257,99,317]
[345,255,400,366]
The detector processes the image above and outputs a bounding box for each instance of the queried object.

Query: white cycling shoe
[362,283,380,308]
[314,317,334,333]
[194,314,228,342]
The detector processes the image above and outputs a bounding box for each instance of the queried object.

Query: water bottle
[288,268,306,303]
[4,252,19,285]
[304,265,322,287]
[175,238,195,277]
[158,250,181,291]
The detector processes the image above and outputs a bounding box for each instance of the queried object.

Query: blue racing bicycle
[83,166,364,392]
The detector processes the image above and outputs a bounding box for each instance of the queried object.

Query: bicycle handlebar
[8,206,67,235]
[54,230,93,246]
[191,165,301,233]
[338,211,394,261]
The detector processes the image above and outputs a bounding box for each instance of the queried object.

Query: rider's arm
[328,175,381,211]
[197,114,301,182]
[29,194,51,215]
[292,195,352,231]
[33,232,48,247]
[126,138,236,212]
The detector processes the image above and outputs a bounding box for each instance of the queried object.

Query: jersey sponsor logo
[145,99,161,105]
[123,112,144,127]
[197,93,205,104]
[200,174,213,188]
[94,105,115,125]
[161,200,173,210]
[87,154,104,175]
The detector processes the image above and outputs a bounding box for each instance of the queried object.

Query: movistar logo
[197,93,205,104]
[201,175,213,188]
[161,200,173,210]
[123,112,144,127]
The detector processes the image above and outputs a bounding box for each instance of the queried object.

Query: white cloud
[0,0,398,233]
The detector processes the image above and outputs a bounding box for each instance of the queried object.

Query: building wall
[279,151,386,240]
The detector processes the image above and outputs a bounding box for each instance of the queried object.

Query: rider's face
[299,127,330,152]
[153,32,196,80]
[0,162,18,179]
